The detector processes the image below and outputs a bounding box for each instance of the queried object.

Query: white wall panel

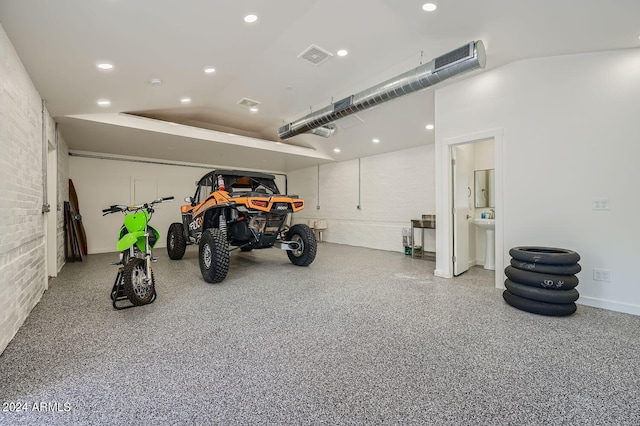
[289,145,435,252]
[435,48,640,315]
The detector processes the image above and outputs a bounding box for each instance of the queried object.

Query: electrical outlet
[592,199,610,210]
[593,268,612,282]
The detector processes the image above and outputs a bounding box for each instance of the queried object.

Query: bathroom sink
[473,218,495,230]
[474,218,495,270]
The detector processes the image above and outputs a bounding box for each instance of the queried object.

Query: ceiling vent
[279,40,486,139]
[238,98,261,108]
[298,44,334,66]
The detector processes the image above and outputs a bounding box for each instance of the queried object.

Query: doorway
[435,128,504,289]
[46,140,57,281]
[452,139,496,276]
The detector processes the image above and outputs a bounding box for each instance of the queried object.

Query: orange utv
[167,169,317,283]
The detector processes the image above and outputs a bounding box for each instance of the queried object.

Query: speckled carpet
[1,243,639,425]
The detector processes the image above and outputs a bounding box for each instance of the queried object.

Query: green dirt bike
[102,197,173,309]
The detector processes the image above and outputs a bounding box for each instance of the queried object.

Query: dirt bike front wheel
[123,258,155,305]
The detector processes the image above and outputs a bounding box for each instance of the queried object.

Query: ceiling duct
[278,40,486,140]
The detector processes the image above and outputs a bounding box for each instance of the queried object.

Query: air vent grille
[298,44,334,66]
[434,44,471,71]
[238,98,261,108]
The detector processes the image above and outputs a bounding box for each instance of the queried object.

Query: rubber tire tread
[123,258,155,305]
[286,224,317,266]
[167,222,187,260]
[504,279,579,304]
[510,258,581,275]
[505,265,578,290]
[509,246,580,265]
[503,290,577,316]
[199,228,230,283]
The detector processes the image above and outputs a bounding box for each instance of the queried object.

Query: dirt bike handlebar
[102,196,174,216]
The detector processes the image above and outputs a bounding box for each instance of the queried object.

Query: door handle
[466,214,472,219]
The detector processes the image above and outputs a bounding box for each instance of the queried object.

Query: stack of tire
[503,246,581,316]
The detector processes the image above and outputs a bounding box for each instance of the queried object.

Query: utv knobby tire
[286,224,317,266]
[123,258,155,305]
[504,279,579,304]
[199,228,229,283]
[167,222,187,260]
[510,258,581,275]
[503,290,577,316]
[504,265,578,290]
[509,246,580,265]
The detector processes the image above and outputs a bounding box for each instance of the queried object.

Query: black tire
[504,265,579,290]
[240,247,253,252]
[510,258,581,275]
[503,290,577,316]
[167,222,187,260]
[286,224,317,266]
[509,246,580,265]
[199,228,229,283]
[504,279,579,304]
[123,258,155,305]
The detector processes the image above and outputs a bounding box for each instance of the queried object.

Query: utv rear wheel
[199,228,230,283]
[167,222,187,260]
[123,258,155,305]
[286,224,317,266]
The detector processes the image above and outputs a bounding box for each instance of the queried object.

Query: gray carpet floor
[1,243,639,425]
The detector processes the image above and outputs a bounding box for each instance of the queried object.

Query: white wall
[435,48,640,315]
[56,136,69,271]
[69,155,287,254]
[289,145,435,253]
[0,24,51,354]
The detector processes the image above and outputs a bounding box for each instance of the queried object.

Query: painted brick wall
[289,145,435,252]
[0,24,48,354]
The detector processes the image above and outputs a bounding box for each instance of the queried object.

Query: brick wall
[288,145,435,252]
[0,24,49,354]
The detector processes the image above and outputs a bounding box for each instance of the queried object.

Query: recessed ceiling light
[97,62,113,71]
[181,97,192,104]
[96,99,111,107]
[422,3,437,12]
[337,49,348,57]
[204,67,216,74]
[425,124,435,130]
[249,107,259,113]
[333,148,341,153]
[149,78,162,85]
[372,138,380,143]
[244,14,258,23]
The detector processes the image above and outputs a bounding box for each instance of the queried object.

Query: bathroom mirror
[474,169,495,208]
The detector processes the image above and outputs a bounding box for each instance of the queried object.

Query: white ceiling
[1,0,639,171]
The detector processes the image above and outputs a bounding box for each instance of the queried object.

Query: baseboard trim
[578,296,640,316]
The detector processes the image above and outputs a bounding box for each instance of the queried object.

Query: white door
[46,142,57,281]
[452,146,471,276]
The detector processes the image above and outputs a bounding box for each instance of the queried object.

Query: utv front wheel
[167,222,187,260]
[286,224,317,266]
[123,258,155,305]
[199,228,230,283]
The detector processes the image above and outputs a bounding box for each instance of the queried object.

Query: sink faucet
[488,209,495,219]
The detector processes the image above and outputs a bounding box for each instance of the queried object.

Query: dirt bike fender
[117,231,146,252]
